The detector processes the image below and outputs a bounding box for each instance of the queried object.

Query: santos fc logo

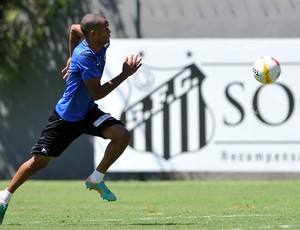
[120,64,215,160]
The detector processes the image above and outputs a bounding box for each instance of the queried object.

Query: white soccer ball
[252,56,281,84]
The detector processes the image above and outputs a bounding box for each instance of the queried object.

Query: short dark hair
[80,13,102,38]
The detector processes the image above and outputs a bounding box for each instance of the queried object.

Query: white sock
[90,170,105,183]
[0,188,13,204]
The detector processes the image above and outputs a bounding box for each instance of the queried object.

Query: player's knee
[119,128,131,146]
[104,125,131,145]
[29,155,51,171]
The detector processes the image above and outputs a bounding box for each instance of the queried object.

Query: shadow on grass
[125,222,196,226]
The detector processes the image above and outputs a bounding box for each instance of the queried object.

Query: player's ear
[89,29,96,38]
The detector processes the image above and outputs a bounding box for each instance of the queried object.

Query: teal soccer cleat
[0,202,8,225]
[85,177,117,202]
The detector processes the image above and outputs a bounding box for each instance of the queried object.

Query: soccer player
[0,13,142,224]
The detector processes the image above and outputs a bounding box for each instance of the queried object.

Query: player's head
[80,13,110,39]
[80,14,110,44]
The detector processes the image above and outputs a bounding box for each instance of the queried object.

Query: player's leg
[84,107,130,202]
[86,124,130,202]
[6,154,52,193]
[96,124,130,173]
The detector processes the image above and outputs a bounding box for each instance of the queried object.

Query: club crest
[120,63,215,160]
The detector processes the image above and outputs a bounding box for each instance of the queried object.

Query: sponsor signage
[94,39,300,172]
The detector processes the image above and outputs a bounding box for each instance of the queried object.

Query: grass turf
[0,180,300,229]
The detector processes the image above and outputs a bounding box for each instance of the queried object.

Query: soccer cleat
[85,177,117,202]
[0,202,8,225]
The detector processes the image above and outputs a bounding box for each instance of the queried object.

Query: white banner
[94,39,300,172]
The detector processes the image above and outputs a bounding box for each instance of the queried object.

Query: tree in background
[0,0,74,84]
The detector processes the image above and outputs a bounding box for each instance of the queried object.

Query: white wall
[95,38,300,173]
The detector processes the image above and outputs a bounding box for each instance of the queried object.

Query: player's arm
[68,24,84,57]
[85,55,142,100]
[61,24,84,80]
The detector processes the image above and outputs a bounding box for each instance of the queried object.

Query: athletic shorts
[30,105,123,157]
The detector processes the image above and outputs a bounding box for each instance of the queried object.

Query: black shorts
[30,105,123,157]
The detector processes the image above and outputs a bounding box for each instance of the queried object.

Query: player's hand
[122,54,142,77]
[61,58,71,80]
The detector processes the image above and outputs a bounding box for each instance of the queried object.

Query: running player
[0,13,142,224]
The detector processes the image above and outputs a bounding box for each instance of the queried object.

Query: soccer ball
[252,56,281,84]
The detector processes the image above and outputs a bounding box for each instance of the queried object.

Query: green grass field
[0,180,300,229]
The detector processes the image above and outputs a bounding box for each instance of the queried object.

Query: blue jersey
[56,40,108,121]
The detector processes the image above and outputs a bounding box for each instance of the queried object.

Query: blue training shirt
[55,39,108,121]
